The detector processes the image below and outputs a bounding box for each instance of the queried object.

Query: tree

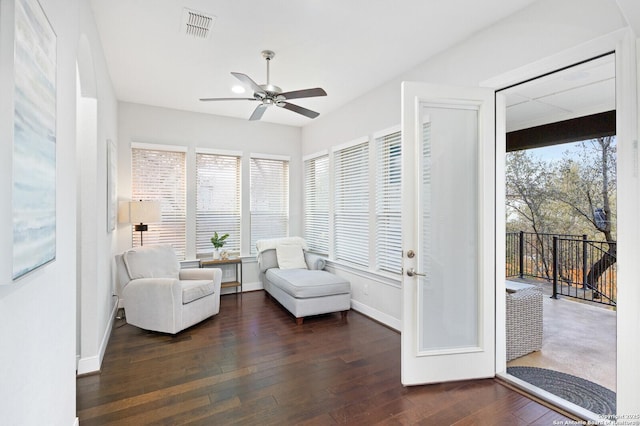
[555,137,617,295]
[505,137,617,297]
[505,150,557,277]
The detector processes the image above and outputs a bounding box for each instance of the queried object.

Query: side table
[201,257,242,294]
[505,280,542,361]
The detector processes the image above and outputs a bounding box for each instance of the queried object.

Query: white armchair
[115,245,222,334]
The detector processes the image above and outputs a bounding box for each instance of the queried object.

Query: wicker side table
[506,281,543,361]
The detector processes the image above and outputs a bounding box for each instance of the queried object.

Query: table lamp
[126,200,161,246]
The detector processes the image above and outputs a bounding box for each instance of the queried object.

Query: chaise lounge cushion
[275,242,308,269]
[258,248,326,272]
[266,269,350,299]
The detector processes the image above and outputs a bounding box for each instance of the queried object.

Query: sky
[527,142,584,163]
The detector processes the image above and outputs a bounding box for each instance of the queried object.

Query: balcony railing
[506,231,617,307]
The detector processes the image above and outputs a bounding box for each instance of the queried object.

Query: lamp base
[134,223,148,246]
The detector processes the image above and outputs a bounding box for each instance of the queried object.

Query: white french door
[400,82,496,385]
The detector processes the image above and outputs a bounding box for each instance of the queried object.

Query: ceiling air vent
[181,8,215,40]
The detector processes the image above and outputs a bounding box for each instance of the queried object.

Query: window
[250,156,289,255]
[196,152,241,255]
[131,145,187,259]
[375,130,402,274]
[304,154,329,254]
[333,140,369,267]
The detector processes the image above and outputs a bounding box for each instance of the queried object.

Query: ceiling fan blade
[200,97,256,102]
[231,72,266,96]
[281,102,320,119]
[249,104,268,121]
[279,88,327,100]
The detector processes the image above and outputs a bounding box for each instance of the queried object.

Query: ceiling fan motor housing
[260,84,282,94]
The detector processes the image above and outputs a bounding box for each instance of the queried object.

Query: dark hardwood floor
[77,291,573,425]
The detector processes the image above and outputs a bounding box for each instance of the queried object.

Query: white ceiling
[90,0,541,127]
[504,54,616,132]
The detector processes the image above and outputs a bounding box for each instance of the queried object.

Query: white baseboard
[221,280,262,295]
[241,280,263,292]
[77,297,118,375]
[351,299,401,331]
[77,355,99,375]
[73,417,79,426]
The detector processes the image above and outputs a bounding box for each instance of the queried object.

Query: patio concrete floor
[506,279,617,392]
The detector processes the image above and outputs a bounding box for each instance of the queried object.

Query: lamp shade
[127,200,161,224]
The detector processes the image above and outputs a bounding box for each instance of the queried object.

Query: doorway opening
[75,35,100,375]
[500,54,617,416]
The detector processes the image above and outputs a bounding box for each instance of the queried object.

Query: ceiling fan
[200,50,327,121]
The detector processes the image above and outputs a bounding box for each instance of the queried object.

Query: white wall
[75,0,119,375]
[117,102,302,291]
[301,0,628,328]
[0,0,78,423]
[0,0,116,422]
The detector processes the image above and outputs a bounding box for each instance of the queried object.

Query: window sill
[325,259,402,289]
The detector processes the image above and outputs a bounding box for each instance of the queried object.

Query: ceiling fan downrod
[261,50,280,94]
[262,50,275,84]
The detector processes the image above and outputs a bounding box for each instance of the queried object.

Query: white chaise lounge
[257,238,351,325]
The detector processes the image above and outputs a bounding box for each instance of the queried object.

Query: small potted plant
[210,232,229,260]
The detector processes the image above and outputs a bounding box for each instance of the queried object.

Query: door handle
[406,268,426,277]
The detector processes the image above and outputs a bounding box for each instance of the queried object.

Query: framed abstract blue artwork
[12,0,57,280]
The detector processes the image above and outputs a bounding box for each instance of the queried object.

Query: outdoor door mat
[507,366,616,415]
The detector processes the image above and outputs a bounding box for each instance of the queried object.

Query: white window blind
[250,157,289,255]
[422,122,432,282]
[375,130,402,274]
[131,147,186,259]
[196,153,241,255]
[334,141,369,266]
[304,154,329,254]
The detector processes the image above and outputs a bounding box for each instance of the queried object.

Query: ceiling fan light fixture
[274,95,286,107]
